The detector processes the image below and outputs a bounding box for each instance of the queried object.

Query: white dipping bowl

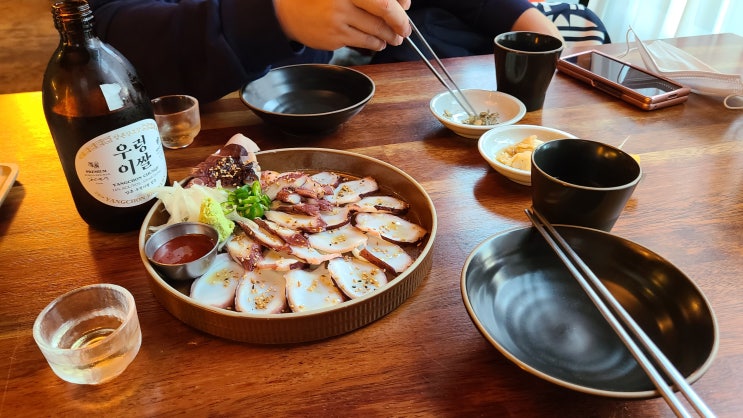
[429,89,526,139]
[478,124,578,186]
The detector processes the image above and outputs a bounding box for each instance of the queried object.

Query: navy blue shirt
[90,0,532,103]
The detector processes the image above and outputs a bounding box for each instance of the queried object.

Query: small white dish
[478,125,577,186]
[429,89,526,139]
[0,163,19,207]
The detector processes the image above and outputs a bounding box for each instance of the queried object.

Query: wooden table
[2,34,742,417]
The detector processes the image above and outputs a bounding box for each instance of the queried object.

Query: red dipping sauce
[152,233,215,265]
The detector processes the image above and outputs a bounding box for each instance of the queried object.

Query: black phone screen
[563,52,680,96]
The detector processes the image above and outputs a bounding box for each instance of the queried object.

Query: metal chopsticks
[405,18,478,117]
[524,208,715,418]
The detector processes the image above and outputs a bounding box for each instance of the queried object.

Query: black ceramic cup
[531,139,642,231]
[494,31,564,112]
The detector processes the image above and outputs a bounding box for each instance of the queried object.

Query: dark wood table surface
[1,34,742,417]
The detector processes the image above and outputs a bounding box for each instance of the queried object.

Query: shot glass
[33,283,141,385]
[494,31,564,112]
[151,94,201,149]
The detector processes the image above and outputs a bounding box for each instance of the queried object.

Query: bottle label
[75,119,168,208]
[99,83,125,111]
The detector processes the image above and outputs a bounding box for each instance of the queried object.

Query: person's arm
[414,0,561,40]
[90,0,307,103]
[275,0,411,52]
[511,6,564,40]
[90,0,412,104]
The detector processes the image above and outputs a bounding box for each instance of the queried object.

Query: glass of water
[32,283,141,385]
[151,94,201,149]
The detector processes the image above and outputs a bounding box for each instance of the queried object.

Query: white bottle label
[75,119,168,208]
[99,83,125,111]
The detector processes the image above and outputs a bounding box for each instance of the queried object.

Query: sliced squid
[225,230,264,271]
[308,223,368,254]
[237,219,288,252]
[272,202,321,216]
[190,254,244,309]
[285,265,345,312]
[353,233,414,273]
[288,245,342,265]
[328,257,388,299]
[310,171,341,188]
[226,133,261,156]
[170,146,433,314]
[254,218,309,247]
[256,249,305,271]
[303,198,336,212]
[324,177,379,205]
[260,170,280,184]
[350,196,410,214]
[263,172,307,201]
[318,205,353,230]
[294,175,328,199]
[265,210,325,233]
[354,213,427,244]
[274,189,302,205]
[234,269,287,314]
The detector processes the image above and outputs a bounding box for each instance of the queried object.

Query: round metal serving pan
[461,225,718,398]
[139,148,437,344]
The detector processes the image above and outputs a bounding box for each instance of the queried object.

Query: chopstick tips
[405,18,478,117]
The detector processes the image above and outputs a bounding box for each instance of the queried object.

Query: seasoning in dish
[152,233,216,264]
[495,135,545,171]
[443,109,500,126]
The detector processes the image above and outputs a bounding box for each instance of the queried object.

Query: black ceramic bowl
[240,64,375,135]
[461,226,718,398]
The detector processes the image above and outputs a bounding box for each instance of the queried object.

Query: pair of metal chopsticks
[524,208,715,418]
[405,18,478,117]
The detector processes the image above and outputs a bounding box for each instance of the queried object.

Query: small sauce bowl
[144,222,219,280]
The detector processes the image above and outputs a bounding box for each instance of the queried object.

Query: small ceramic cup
[531,138,642,231]
[494,31,564,112]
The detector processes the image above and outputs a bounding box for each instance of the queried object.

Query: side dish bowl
[0,163,19,207]
[429,89,526,139]
[478,124,578,185]
[144,222,219,281]
[139,148,437,344]
[461,226,718,398]
[240,64,375,135]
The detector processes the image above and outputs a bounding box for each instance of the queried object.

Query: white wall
[588,0,743,42]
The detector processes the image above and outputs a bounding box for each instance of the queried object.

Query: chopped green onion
[221,180,270,219]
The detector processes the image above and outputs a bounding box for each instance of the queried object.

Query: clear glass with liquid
[33,284,141,385]
[151,95,201,149]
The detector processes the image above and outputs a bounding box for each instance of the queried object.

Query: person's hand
[274,0,412,51]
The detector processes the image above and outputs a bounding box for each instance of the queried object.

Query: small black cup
[494,31,564,112]
[531,139,642,231]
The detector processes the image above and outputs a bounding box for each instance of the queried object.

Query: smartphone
[557,50,691,110]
